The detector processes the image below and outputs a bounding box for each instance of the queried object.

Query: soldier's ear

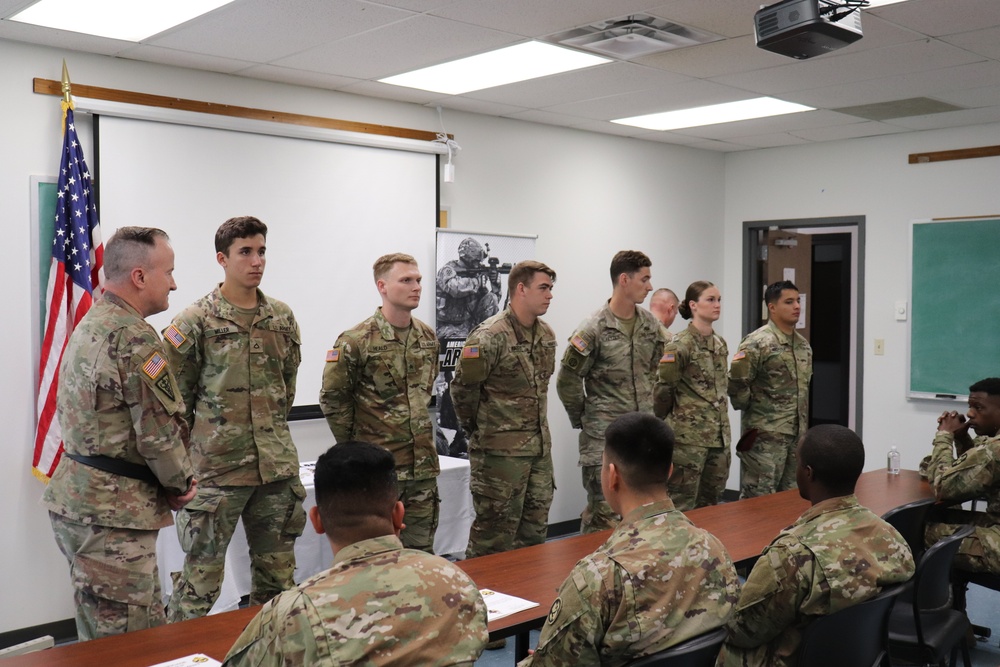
[391,500,405,533]
[309,506,325,535]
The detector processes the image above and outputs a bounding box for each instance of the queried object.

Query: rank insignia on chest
[660,352,675,363]
[164,324,186,349]
[142,352,167,379]
[326,349,340,363]
[733,351,746,361]
[570,334,588,353]
[462,345,479,359]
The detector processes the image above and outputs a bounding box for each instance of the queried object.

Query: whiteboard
[97,115,437,411]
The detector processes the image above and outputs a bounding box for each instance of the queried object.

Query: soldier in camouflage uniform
[320,253,440,553]
[451,261,558,557]
[223,441,488,667]
[521,413,739,667]
[658,281,731,510]
[44,227,196,640]
[649,287,679,330]
[727,281,812,498]
[165,217,305,622]
[717,425,914,667]
[922,377,1000,575]
[436,237,500,340]
[557,250,671,533]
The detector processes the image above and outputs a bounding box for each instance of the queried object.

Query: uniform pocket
[175,486,224,556]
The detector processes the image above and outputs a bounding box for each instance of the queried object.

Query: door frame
[742,216,865,433]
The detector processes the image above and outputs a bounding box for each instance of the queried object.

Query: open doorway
[742,217,864,432]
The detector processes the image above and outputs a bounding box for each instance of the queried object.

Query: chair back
[798,583,905,667]
[881,497,935,562]
[627,627,728,667]
[913,524,973,613]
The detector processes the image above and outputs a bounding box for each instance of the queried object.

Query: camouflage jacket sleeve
[655,337,687,417]
[723,539,809,651]
[162,313,203,431]
[557,331,597,430]
[223,591,323,667]
[450,330,493,434]
[319,331,360,442]
[727,339,760,412]
[519,560,608,667]
[282,313,302,415]
[926,432,1000,503]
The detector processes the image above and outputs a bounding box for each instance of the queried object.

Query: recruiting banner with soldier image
[435,230,536,457]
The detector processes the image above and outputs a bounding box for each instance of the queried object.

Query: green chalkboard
[37,179,57,335]
[910,217,1000,399]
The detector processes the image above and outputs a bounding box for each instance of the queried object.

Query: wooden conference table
[5,470,930,667]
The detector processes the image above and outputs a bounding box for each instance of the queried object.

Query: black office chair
[888,524,974,667]
[627,627,728,667]
[882,497,936,563]
[798,583,905,667]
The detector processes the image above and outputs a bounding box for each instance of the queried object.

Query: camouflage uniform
[923,432,1000,574]
[320,308,440,552]
[716,495,915,667]
[223,534,488,666]
[436,259,500,339]
[520,497,739,667]
[164,286,306,621]
[658,324,731,510]
[727,320,812,498]
[451,308,558,557]
[42,292,193,640]
[557,303,670,532]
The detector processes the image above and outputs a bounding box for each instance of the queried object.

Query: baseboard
[0,618,76,650]
[546,519,580,539]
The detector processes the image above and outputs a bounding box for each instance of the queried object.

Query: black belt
[64,453,159,485]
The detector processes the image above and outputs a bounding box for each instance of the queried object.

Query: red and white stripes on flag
[33,101,104,482]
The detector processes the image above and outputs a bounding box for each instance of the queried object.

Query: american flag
[33,103,104,481]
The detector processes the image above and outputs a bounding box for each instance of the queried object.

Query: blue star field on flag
[54,107,100,294]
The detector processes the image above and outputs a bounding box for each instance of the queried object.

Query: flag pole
[61,59,71,103]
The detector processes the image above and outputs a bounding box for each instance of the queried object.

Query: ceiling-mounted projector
[755,0,863,60]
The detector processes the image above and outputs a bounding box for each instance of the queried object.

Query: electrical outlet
[874,339,885,356]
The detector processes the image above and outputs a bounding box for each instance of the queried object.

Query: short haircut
[651,288,678,302]
[970,378,1000,396]
[373,252,417,282]
[609,250,651,284]
[103,227,169,282]
[799,424,864,494]
[215,216,267,254]
[314,441,399,533]
[508,260,556,294]
[604,412,674,490]
[764,280,798,306]
[678,281,714,321]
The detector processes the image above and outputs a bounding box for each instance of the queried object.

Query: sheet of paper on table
[148,654,222,667]
[480,588,539,622]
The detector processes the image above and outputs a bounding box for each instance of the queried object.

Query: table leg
[514,632,530,662]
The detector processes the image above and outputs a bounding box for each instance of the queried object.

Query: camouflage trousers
[925,510,1000,574]
[580,465,621,534]
[399,476,440,554]
[737,430,799,498]
[668,445,732,511]
[49,512,165,641]
[466,449,554,558]
[167,477,306,622]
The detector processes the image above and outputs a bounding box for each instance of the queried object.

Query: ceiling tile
[646,0,761,38]
[436,97,530,116]
[868,0,1000,37]
[788,120,910,142]
[119,45,255,74]
[238,64,364,90]
[935,84,1000,109]
[722,132,812,148]
[544,79,755,121]
[149,0,413,63]
[429,0,660,38]
[881,104,1000,130]
[939,25,1000,60]
[671,109,861,141]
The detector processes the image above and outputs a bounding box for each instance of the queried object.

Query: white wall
[723,123,1000,485]
[1,38,725,634]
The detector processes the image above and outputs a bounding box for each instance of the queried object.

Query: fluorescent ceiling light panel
[379,41,611,95]
[612,97,814,131]
[10,0,235,41]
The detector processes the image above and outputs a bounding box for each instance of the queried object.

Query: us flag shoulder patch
[660,353,676,363]
[733,351,746,361]
[462,346,480,359]
[326,349,340,363]
[164,324,186,349]
[143,352,167,379]
[570,334,588,353]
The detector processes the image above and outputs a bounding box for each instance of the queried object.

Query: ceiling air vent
[545,13,724,60]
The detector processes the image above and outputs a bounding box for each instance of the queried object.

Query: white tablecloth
[157,455,473,614]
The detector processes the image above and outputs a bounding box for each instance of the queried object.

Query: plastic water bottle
[887,445,901,475]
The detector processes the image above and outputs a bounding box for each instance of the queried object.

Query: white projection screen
[96,115,438,413]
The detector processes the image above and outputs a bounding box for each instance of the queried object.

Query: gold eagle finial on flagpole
[61,59,72,104]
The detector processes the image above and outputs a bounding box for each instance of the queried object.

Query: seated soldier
[223,441,488,666]
[923,377,1000,575]
[716,424,915,667]
[521,412,740,667]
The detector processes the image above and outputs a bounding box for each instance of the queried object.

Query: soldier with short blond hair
[320,253,440,552]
